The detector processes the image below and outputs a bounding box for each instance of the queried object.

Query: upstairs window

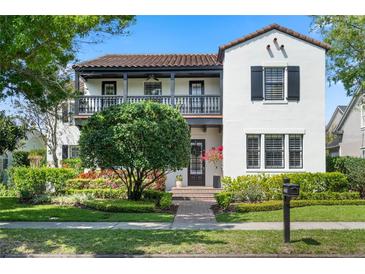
[144,82,162,95]
[102,81,117,96]
[264,67,285,100]
[289,134,303,169]
[247,134,261,169]
[265,134,285,168]
[189,81,204,96]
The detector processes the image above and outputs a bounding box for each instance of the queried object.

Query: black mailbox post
[282,178,300,243]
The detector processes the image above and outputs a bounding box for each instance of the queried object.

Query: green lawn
[0,198,173,222]
[216,205,365,222]
[1,229,365,255]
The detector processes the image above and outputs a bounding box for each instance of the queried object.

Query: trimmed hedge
[67,188,126,199]
[83,199,155,213]
[61,158,83,172]
[143,189,172,208]
[221,172,349,203]
[10,167,78,199]
[299,191,360,200]
[215,192,233,209]
[65,178,123,190]
[234,199,365,213]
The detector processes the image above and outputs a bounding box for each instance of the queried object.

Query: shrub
[215,192,233,209]
[327,156,365,197]
[83,199,155,213]
[299,191,360,200]
[159,193,172,209]
[65,178,123,190]
[10,167,78,199]
[12,151,30,167]
[30,194,51,205]
[222,172,349,202]
[52,193,93,206]
[143,189,164,204]
[143,189,172,208]
[234,199,365,213]
[67,188,126,199]
[0,183,17,197]
[61,158,83,171]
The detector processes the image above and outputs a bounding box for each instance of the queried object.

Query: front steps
[170,187,222,201]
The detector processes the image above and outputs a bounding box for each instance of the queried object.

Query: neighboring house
[0,131,46,173]
[56,24,329,190]
[326,91,365,158]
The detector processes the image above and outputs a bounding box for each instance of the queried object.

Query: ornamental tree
[0,111,25,154]
[311,16,365,96]
[79,101,191,200]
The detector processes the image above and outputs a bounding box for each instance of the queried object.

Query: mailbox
[283,179,300,197]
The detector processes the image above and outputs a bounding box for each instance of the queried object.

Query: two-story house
[326,91,365,158]
[55,24,329,191]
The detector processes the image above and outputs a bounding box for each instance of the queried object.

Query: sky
[1,15,352,122]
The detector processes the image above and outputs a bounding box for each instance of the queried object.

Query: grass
[216,205,365,222]
[0,197,173,222]
[1,229,365,255]
[84,199,155,213]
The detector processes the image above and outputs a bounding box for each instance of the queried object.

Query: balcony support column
[170,72,175,106]
[123,73,128,102]
[74,72,80,115]
[219,71,223,114]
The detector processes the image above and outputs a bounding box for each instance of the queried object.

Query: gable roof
[217,23,331,61]
[74,54,222,70]
[335,89,364,132]
[326,105,347,132]
[338,105,347,113]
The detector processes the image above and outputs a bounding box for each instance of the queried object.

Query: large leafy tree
[312,16,365,96]
[79,101,191,200]
[0,111,25,154]
[0,16,135,108]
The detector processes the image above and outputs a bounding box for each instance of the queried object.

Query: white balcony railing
[75,95,221,115]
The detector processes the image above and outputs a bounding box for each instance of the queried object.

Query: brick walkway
[171,200,217,229]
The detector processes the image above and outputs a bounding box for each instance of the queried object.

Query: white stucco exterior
[55,25,328,191]
[222,30,326,176]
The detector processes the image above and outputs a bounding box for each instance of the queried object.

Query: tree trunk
[127,179,143,200]
[51,148,59,168]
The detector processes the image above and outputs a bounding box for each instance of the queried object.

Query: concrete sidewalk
[1,221,365,230]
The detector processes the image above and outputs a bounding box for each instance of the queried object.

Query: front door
[188,139,205,186]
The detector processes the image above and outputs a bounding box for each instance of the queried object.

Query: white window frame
[247,134,261,169]
[263,66,288,103]
[68,145,80,159]
[245,130,305,172]
[288,134,303,169]
[144,81,162,96]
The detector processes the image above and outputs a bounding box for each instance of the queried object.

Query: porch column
[170,72,175,106]
[123,73,128,102]
[74,72,80,115]
[219,71,223,114]
[74,72,80,92]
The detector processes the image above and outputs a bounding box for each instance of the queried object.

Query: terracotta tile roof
[74,54,222,69]
[218,23,331,61]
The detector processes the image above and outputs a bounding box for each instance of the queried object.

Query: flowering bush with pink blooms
[201,146,223,169]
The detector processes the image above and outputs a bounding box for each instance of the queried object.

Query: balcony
[75,95,222,116]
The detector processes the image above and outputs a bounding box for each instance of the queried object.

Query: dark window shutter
[287,66,300,100]
[251,66,263,100]
[62,145,69,160]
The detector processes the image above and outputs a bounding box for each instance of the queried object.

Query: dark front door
[188,139,205,186]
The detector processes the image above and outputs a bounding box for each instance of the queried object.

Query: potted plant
[201,145,223,188]
[175,174,183,188]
